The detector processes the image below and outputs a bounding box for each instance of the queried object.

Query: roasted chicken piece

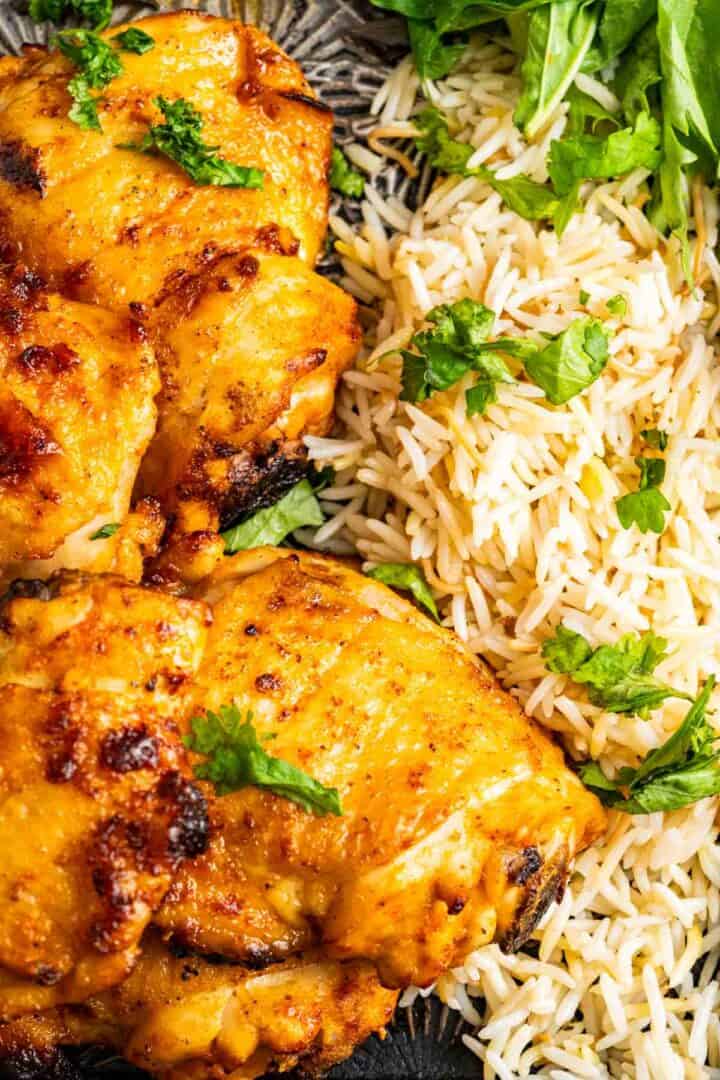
[156,548,605,989]
[0,933,397,1080]
[0,265,160,586]
[0,576,210,1018]
[0,13,332,310]
[137,250,360,534]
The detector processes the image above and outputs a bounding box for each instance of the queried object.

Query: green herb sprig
[30,0,112,30]
[54,26,155,131]
[615,455,671,535]
[365,562,439,620]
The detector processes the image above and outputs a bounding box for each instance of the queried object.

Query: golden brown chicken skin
[0,576,211,1019]
[0,13,333,310]
[0,266,159,585]
[0,933,397,1080]
[137,250,360,534]
[155,548,605,989]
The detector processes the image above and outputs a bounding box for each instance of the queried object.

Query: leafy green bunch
[373,0,720,260]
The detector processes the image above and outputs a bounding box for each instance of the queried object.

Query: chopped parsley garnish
[121,97,265,188]
[185,705,342,817]
[606,293,628,317]
[221,479,324,554]
[112,27,155,54]
[329,146,365,197]
[30,0,112,29]
[580,677,720,814]
[399,297,611,413]
[542,624,691,716]
[89,521,120,540]
[365,562,439,621]
[641,427,668,451]
[616,456,671,535]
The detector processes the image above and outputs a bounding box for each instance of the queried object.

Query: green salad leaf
[186,705,342,816]
[330,146,365,197]
[365,562,439,620]
[121,97,265,188]
[221,479,324,554]
[580,676,720,813]
[542,624,690,714]
[615,455,671,534]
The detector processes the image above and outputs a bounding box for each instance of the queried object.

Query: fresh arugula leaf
[580,677,719,813]
[408,18,467,78]
[365,562,439,620]
[89,521,120,540]
[641,427,668,450]
[514,0,600,141]
[414,107,559,221]
[613,19,662,123]
[185,705,342,816]
[543,624,689,715]
[606,293,627,316]
[30,0,112,29]
[329,146,365,197]
[584,0,656,71]
[548,110,662,196]
[122,97,265,189]
[616,455,671,534]
[523,316,610,404]
[112,27,155,54]
[221,479,324,554]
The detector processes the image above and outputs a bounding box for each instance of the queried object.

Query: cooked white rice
[304,30,720,1080]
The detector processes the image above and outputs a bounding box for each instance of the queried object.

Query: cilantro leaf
[548,111,663,197]
[89,521,120,540]
[523,317,610,405]
[542,624,690,715]
[580,677,720,813]
[221,479,324,554]
[30,0,112,29]
[122,97,265,189]
[365,562,439,620]
[329,146,365,197]
[641,427,668,451]
[112,27,155,55]
[185,705,342,816]
[616,455,671,534]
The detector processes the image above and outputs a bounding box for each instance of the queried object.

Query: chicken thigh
[0,575,210,1018]
[0,13,332,309]
[156,548,605,988]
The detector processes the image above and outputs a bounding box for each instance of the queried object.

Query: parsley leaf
[329,146,365,197]
[365,562,439,621]
[30,0,112,29]
[414,107,559,222]
[616,455,671,534]
[221,479,324,554]
[121,97,265,188]
[641,427,668,451]
[54,28,122,88]
[606,293,627,316]
[185,705,342,816]
[67,75,101,130]
[580,677,720,813]
[89,521,120,540]
[542,624,690,715]
[112,27,155,54]
[522,317,610,405]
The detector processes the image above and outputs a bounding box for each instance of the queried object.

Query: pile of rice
[302,33,720,1080]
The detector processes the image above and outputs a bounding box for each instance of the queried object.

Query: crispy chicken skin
[0,13,332,310]
[0,266,159,584]
[155,548,605,989]
[0,934,397,1080]
[137,250,360,533]
[0,576,211,1018]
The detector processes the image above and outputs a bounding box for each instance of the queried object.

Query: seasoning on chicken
[0,13,332,310]
[0,932,397,1080]
[0,575,210,1018]
[0,265,160,585]
[137,250,360,535]
[155,548,605,989]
